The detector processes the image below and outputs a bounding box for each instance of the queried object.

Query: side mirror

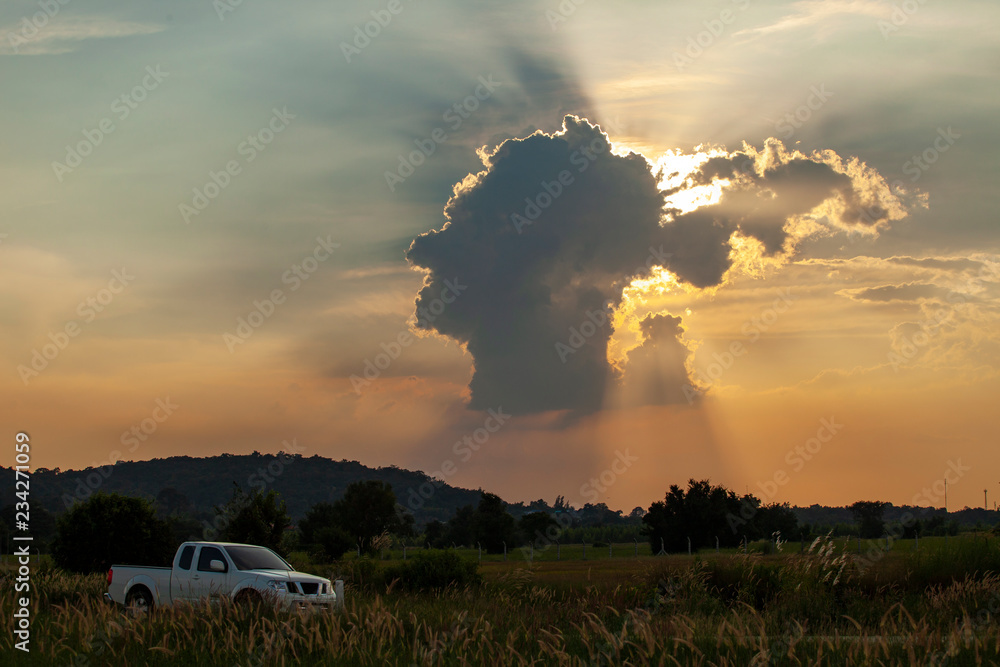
[210,559,225,572]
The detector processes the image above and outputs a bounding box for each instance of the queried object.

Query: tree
[643,479,746,553]
[332,480,412,553]
[753,503,800,541]
[850,501,888,539]
[424,520,446,548]
[519,511,558,547]
[298,481,413,558]
[443,505,476,547]
[298,502,354,561]
[215,484,290,553]
[474,492,517,553]
[52,492,174,574]
[642,480,796,553]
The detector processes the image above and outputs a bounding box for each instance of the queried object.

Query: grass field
[2,534,999,665]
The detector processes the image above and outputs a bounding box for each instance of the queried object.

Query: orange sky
[3,0,999,513]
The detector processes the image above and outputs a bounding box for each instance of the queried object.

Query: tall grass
[2,536,998,665]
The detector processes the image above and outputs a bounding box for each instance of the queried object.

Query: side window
[177,545,195,571]
[197,546,228,573]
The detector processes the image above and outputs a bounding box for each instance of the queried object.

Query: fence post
[334,579,344,610]
[634,538,638,558]
[582,542,587,561]
[715,536,719,554]
[478,542,482,562]
[503,541,506,562]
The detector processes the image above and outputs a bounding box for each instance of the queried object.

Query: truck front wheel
[234,589,262,608]
[125,586,154,616]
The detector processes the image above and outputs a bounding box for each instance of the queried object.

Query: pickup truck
[105,541,340,612]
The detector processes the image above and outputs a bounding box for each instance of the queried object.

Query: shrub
[383,550,481,591]
[52,492,174,574]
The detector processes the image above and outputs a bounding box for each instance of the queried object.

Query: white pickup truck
[105,541,340,612]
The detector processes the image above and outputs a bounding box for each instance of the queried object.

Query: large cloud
[406,117,908,415]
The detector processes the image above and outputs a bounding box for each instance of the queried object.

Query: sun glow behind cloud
[655,149,730,218]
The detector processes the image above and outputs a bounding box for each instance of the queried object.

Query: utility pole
[986,489,989,511]
[945,478,948,513]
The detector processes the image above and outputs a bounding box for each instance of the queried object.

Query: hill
[2,453,488,524]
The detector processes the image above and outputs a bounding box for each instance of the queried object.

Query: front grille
[299,582,319,595]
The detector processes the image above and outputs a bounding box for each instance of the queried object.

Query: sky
[3,0,999,513]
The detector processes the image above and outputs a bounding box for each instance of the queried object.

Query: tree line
[8,478,998,574]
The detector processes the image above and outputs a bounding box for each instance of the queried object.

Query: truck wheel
[234,589,262,608]
[125,586,154,616]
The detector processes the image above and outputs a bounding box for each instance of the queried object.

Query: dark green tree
[443,505,476,547]
[52,492,174,573]
[519,511,558,547]
[332,480,412,553]
[215,484,290,553]
[298,502,354,561]
[473,492,517,553]
[424,520,446,548]
[850,501,888,539]
[643,479,767,553]
[753,503,800,541]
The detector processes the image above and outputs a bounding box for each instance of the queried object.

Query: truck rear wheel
[125,586,154,616]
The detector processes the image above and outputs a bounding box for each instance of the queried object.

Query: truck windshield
[223,545,292,571]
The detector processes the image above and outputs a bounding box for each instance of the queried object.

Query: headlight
[266,580,284,592]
